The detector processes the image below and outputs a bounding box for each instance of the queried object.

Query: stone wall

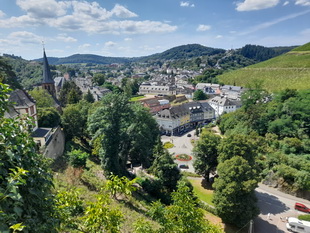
[44,126,65,159]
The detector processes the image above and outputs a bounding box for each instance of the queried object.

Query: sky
[0,0,309,60]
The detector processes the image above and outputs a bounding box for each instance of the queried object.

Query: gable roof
[209,96,236,107]
[8,89,36,108]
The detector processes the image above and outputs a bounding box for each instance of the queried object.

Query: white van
[286,217,310,233]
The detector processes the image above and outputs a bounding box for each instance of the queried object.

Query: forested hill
[137,44,226,61]
[31,43,295,65]
[34,54,132,65]
[218,42,310,92]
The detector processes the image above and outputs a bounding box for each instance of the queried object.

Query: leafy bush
[68,150,89,168]
[298,214,310,222]
[163,142,174,149]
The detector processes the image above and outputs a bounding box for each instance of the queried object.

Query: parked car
[179,164,189,169]
[286,217,310,233]
[295,203,310,213]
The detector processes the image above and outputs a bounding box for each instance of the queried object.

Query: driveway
[161,129,198,173]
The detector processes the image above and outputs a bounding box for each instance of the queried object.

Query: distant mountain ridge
[33,43,295,65]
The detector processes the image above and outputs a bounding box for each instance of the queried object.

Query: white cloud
[78,43,91,49]
[236,0,280,11]
[295,0,310,6]
[124,37,132,41]
[196,24,211,32]
[8,31,42,44]
[283,1,290,6]
[0,10,6,18]
[111,4,138,18]
[56,34,77,42]
[16,0,68,18]
[0,14,42,28]
[216,35,223,39]
[0,1,177,36]
[239,10,310,35]
[105,41,117,47]
[180,1,195,7]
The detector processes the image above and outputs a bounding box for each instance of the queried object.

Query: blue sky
[0,0,309,60]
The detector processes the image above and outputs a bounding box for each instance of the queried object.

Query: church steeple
[42,49,54,84]
[41,48,56,98]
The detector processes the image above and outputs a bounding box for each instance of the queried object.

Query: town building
[209,96,242,117]
[138,83,176,95]
[5,89,38,131]
[155,101,215,135]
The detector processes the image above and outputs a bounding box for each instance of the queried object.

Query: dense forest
[218,87,310,193]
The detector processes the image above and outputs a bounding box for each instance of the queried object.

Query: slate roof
[209,96,236,106]
[42,50,54,84]
[8,89,36,108]
[31,127,52,138]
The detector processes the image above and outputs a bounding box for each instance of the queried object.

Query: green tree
[193,129,221,182]
[213,156,259,227]
[37,107,61,127]
[128,104,159,168]
[149,181,223,233]
[55,188,83,231]
[88,93,159,176]
[193,89,207,100]
[150,148,181,192]
[0,57,22,89]
[195,57,202,67]
[217,134,257,166]
[0,83,59,232]
[68,149,89,168]
[84,89,95,103]
[92,73,106,86]
[62,100,91,141]
[59,81,82,106]
[105,174,137,200]
[82,191,123,233]
[29,88,55,108]
[88,93,132,176]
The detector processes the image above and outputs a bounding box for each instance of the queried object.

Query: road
[255,183,310,233]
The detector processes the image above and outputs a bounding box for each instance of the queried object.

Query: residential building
[155,101,215,135]
[209,96,241,117]
[138,83,176,95]
[5,89,38,131]
[196,83,221,95]
[139,97,170,115]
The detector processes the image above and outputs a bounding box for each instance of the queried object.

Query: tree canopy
[88,93,159,176]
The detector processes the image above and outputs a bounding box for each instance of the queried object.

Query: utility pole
[248,220,253,233]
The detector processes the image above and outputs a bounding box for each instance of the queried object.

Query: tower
[41,48,56,98]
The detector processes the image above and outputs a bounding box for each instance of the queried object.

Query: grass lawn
[188,178,214,206]
[129,95,145,101]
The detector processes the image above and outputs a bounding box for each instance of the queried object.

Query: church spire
[41,46,56,98]
[42,48,54,84]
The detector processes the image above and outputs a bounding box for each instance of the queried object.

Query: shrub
[163,142,174,149]
[298,215,310,222]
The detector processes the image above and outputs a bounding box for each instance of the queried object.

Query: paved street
[161,128,197,172]
[255,183,310,233]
